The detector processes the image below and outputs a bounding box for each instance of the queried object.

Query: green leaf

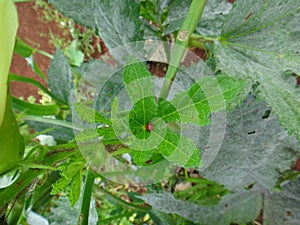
[14,36,34,58]
[157,128,200,167]
[264,177,300,225]
[123,57,154,104]
[14,37,48,80]
[0,0,18,126]
[52,160,84,206]
[48,48,73,104]
[215,0,300,140]
[66,40,84,67]
[170,75,247,126]
[12,96,59,116]
[131,150,164,166]
[67,172,82,207]
[140,190,262,225]
[73,103,111,125]
[140,0,170,25]
[0,97,24,175]
[157,98,180,122]
[201,95,300,191]
[129,97,157,139]
[49,0,143,49]
[0,170,43,209]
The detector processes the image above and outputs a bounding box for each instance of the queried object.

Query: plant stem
[96,187,151,213]
[78,168,95,225]
[159,0,208,99]
[22,115,85,131]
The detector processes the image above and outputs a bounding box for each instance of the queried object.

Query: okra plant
[1,0,300,224]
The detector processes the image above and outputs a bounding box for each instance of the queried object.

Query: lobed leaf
[123,57,154,104]
[156,128,200,167]
[170,75,247,126]
[215,0,300,140]
[201,95,300,191]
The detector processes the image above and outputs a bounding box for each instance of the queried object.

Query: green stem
[35,49,54,59]
[22,115,85,131]
[159,0,207,99]
[96,187,151,213]
[79,168,95,225]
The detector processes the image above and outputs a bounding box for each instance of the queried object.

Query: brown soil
[9,2,68,101]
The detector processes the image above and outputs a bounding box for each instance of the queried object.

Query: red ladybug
[145,122,154,132]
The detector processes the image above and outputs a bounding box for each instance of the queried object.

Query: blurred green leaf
[48,48,73,104]
[48,0,143,49]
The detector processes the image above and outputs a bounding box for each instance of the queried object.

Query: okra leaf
[123,57,154,104]
[140,190,262,225]
[169,75,247,126]
[215,0,300,140]
[201,95,300,191]
[49,0,142,49]
[157,128,200,167]
[264,177,300,225]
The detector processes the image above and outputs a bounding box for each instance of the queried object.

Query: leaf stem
[22,115,85,131]
[78,168,95,225]
[159,0,208,99]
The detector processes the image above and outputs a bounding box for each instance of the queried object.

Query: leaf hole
[244,13,253,20]
[145,159,153,164]
[225,203,229,208]
[262,109,271,119]
[286,210,293,217]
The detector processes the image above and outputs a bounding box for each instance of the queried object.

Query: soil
[9,2,65,101]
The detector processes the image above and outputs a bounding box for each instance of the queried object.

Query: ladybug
[145,122,154,132]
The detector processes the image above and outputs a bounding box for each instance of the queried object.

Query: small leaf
[170,75,247,126]
[51,160,84,206]
[66,40,84,67]
[48,48,73,104]
[67,172,82,207]
[14,37,34,58]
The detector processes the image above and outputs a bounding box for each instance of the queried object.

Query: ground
[9,2,64,100]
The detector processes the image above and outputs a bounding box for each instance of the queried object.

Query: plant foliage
[1,0,300,224]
